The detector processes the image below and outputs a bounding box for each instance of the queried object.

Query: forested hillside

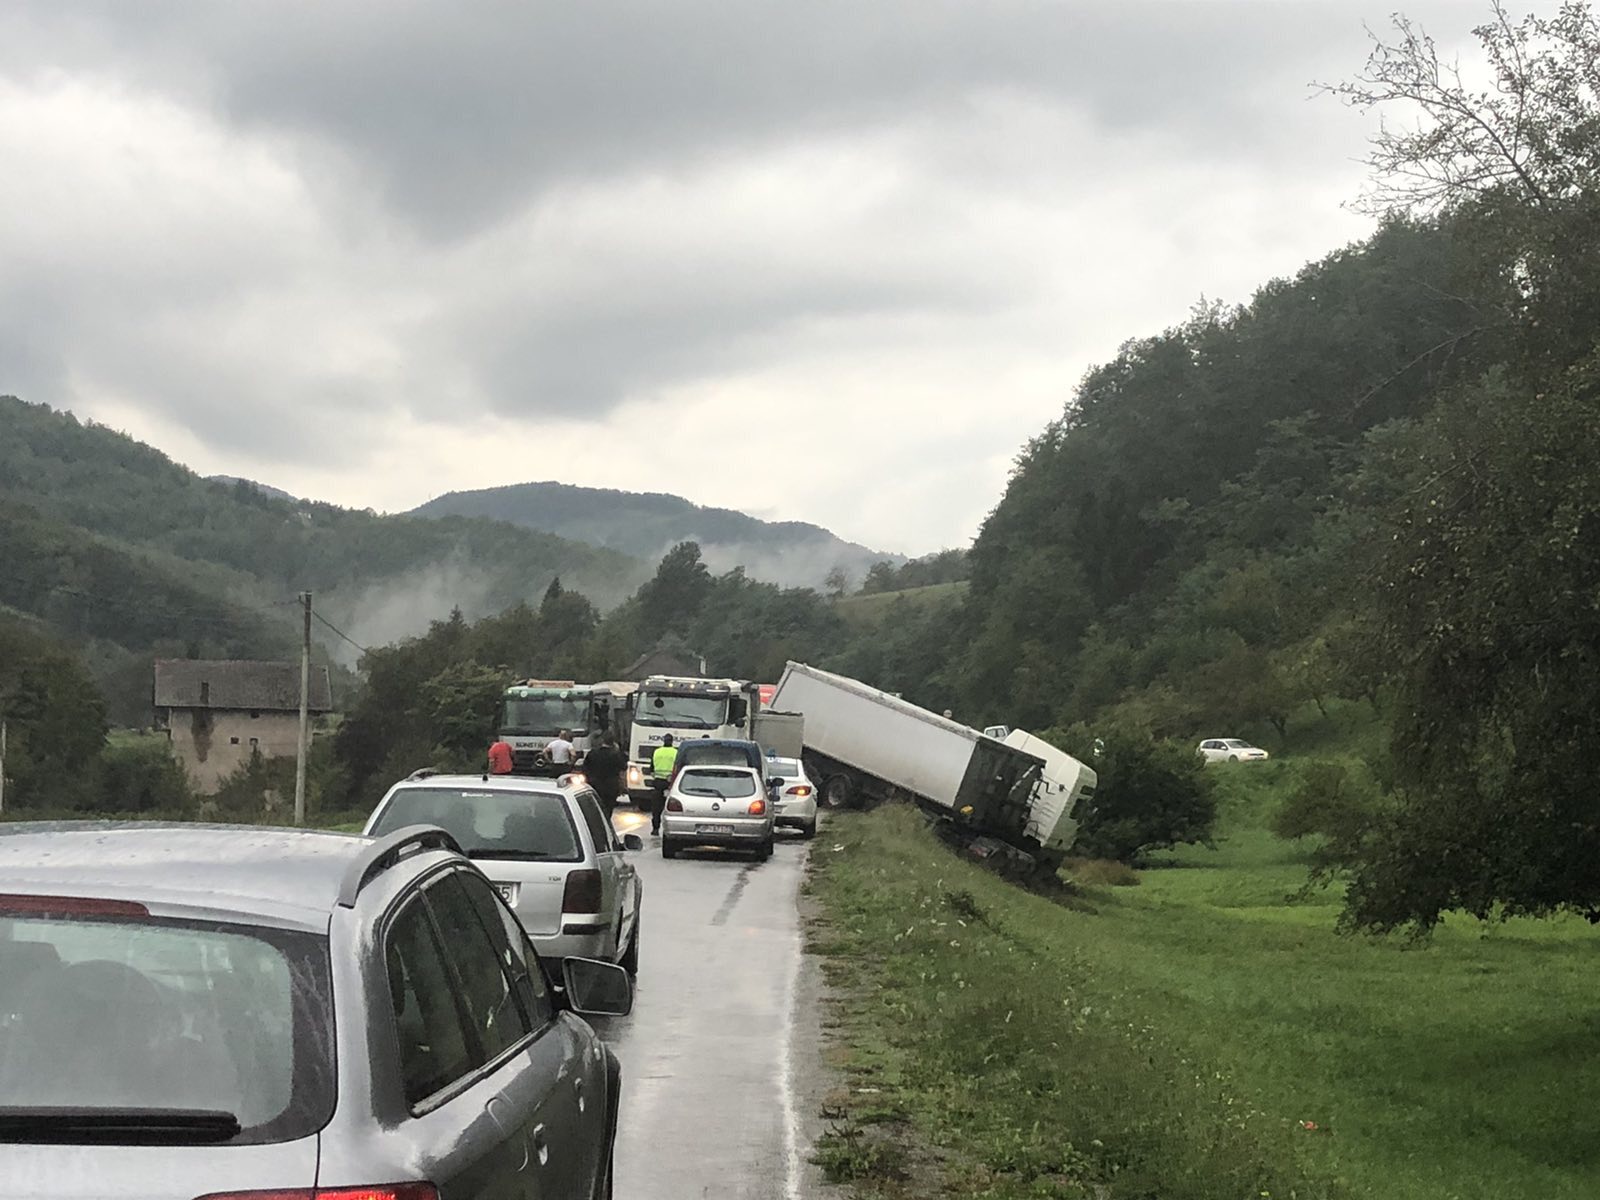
[0,398,647,704]
[411,480,900,589]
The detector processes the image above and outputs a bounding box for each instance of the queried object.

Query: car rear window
[768,759,801,778]
[677,744,758,769]
[372,786,582,862]
[677,768,758,798]
[0,912,333,1144]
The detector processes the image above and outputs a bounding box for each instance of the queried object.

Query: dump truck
[497,680,616,774]
[768,661,1094,869]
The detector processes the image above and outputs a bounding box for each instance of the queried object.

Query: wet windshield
[0,914,333,1144]
[634,693,728,729]
[502,696,591,735]
[371,787,582,861]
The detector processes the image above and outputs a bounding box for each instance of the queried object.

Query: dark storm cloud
[6,0,1428,238]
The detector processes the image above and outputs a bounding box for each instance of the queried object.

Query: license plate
[696,824,734,835]
[493,882,518,904]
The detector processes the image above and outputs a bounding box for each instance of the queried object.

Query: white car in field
[1197,738,1270,764]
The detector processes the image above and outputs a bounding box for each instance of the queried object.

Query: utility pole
[0,719,7,818]
[294,591,312,826]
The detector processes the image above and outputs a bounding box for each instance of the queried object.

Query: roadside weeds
[803,807,1338,1200]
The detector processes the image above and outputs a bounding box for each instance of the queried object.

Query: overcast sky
[0,0,1479,556]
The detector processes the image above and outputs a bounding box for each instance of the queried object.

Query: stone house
[153,659,333,794]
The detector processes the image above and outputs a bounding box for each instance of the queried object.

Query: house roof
[153,659,333,713]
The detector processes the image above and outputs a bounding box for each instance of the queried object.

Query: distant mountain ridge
[411,481,902,588]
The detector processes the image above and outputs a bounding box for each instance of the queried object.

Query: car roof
[388,772,575,794]
[678,738,758,749]
[0,823,384,930]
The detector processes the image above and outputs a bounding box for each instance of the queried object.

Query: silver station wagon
[365,771,645,972]
[0,821,632,1199]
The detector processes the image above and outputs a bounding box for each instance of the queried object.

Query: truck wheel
[823,774,855,809]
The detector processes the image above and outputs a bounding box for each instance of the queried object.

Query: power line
[312,610,369,656]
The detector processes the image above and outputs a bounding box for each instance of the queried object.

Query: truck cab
[625,676,752,800]
[498,680,609,773]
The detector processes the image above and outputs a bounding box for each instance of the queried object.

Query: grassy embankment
[832,581,969,628]
[807,710,1600,1199]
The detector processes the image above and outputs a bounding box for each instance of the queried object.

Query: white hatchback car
[766,756,818,838]
[1197,738,1271,764]
[365,770,645,972]
[661,765,776,861]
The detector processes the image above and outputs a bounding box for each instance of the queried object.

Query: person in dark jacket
[584,734,627,811]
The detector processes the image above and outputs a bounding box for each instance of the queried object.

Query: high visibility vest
[651,744,678,779]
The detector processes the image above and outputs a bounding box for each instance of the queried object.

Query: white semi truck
[768,661,1096,867]
[624,675,753,801]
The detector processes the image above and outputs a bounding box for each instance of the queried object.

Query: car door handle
[531,1122,550,1168]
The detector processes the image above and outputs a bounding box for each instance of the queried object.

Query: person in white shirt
[544,730,576,767]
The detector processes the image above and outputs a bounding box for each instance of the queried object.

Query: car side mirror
[622,833,644,851]
[767,776,783,788]
[562,957,634,1016]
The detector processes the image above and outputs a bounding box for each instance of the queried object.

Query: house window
[249,738,259,749]
[250,711,261,719]
[230,736,240,745]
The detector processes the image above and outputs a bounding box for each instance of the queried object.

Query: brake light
[666,797,683,812]
[561,869,603,913]
[195,1187,438,1200]
[748,798,767,815]
[787,786,813,797]
[0,894,148,917]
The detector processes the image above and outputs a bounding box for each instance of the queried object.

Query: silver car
[365,771,645,973]
[0,821,631,1199]
[767,756,819,839]
[661,764,776,860]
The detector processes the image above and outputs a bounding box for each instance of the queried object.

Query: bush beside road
[808,800,1600,1200]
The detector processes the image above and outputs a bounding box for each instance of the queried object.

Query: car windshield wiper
[466,848,559,860]
[0,1107,242,1144]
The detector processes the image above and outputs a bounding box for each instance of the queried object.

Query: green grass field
[833,581,969,628]
[809,762,1600,1199]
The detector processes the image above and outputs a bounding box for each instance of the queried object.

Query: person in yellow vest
[649,734,678,835]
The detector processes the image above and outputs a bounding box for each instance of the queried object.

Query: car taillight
[195,1187,438,1200]
[748,798,767,815]
[666,797,683,812]
[0,894,148,917]
[786,786,813,797]
[561,869,603,913]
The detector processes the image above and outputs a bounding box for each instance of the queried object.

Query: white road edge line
[779,855,806,1200]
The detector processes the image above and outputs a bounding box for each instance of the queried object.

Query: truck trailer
[768,661,1094,867]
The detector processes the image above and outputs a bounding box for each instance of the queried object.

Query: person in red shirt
[487,740,514,775]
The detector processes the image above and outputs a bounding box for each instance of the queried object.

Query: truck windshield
[502,696,591,736]
[635,693,728,729]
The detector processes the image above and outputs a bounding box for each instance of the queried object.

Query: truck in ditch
[767,661,1095,871]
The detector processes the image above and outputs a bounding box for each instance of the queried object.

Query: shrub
[1053,724,1218,863]
[95,737,193,814]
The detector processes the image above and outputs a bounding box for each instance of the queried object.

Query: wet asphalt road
[599,807,820,1200]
